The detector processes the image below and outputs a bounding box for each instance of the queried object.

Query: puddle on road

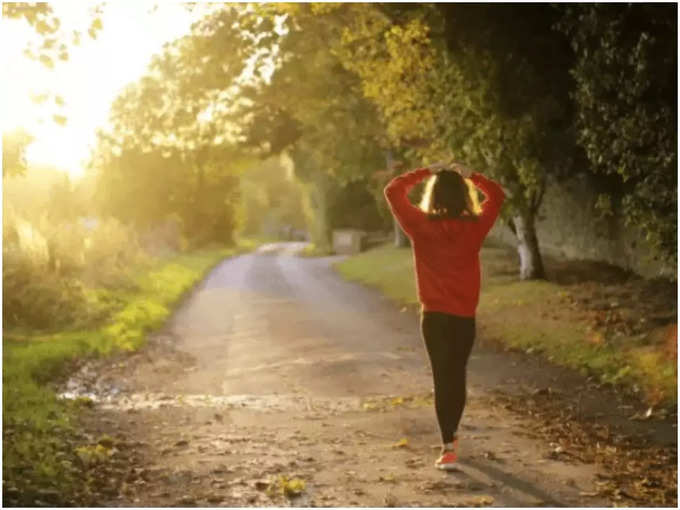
[59,386,364,414]
[57,359,428,415]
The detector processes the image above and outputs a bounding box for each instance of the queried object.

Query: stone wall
[487,174,674,280]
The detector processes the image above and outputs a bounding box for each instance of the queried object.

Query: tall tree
[557,3,677,266]
[235,4,389,250]
[334,3,580,279]
[89,8,253,246]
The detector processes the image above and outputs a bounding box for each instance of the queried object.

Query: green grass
[334,245,419,303]
[334,243,677,408]
[2,242,254,503]
[297,243,334,257]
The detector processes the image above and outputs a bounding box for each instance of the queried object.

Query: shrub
[2,209,150,331]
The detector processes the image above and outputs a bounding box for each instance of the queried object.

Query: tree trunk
[512,210,545,280]
[393,219,410,248]
[385,148,410,248]
[303,174,332,252]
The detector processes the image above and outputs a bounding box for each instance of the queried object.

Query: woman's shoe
[434,439,459,470]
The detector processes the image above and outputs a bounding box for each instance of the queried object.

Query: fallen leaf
[283,477,305,498]
[392,437,409,448]
[390,396,404,406]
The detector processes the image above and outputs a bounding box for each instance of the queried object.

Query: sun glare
[2,3,201,179]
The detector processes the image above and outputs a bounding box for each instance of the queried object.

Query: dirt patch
[501,241,676,359]
[481,387,677,507]
[479,241,677,407]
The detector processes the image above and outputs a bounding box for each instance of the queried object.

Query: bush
[2,246,88,330]
[81,217,149,288]
[2,209,150,331]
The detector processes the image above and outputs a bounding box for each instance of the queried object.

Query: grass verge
[334,243,677,409]
[2,242,254,504]
[297,243,334,257]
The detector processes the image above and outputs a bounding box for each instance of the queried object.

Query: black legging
[421,311,476,444]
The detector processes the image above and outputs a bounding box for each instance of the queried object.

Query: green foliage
[238,156,307,238]
[322,4,581,278]
[139,4,389,248]
[243,5,389,247]
[557,4,677,264]
[3,3,103,62]
[74,444,113,468]
[92,128,245,248]
[297,243,334,258]
[2,204,148,330]
[89,7,252,247]
[327,178,389,232]
[337,4,578,214]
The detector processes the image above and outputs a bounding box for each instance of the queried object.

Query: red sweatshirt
[384,168,506,318]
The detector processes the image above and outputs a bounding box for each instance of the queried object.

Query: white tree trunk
[302,175,332,252]
[385,148,410,248]
[512,212,545,280]
[394,219,410,248]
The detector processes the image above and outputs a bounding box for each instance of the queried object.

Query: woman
[383,161,505,470]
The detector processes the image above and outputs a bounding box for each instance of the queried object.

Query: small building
[332,229,366,255]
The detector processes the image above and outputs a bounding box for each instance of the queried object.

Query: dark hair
[419,170,479,220]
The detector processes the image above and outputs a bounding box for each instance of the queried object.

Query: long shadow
[454,457,567,507]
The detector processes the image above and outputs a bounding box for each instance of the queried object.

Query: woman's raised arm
[383,167,432,236]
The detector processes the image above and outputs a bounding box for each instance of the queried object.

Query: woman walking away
[383,161,505,470]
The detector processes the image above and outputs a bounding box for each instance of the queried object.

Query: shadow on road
[460,458,567,507]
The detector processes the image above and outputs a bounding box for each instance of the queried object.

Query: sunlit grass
[333,244,418,302]
[2,243,251,504]
[298,243,334,257]
[334,243,677,408]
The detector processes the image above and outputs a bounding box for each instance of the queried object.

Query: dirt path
[66,243,676,507]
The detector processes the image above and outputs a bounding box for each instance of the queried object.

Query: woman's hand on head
[427,161,449,173]
[451,162,473,178]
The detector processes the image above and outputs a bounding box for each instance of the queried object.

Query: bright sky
[1,2,210,178]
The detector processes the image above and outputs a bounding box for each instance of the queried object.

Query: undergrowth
[2,243,253,505]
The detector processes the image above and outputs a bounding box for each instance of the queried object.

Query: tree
[234,4,389,250]
[89,12,252,246]
[557,4,677,266]
[333,3,581,279]
[3,3,103,66]
[90,5,394,251]
[238,156,306,238]
[3,3,103,121]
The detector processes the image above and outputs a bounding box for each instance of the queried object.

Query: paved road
[166,242,433,399]
[75,243,634,507]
